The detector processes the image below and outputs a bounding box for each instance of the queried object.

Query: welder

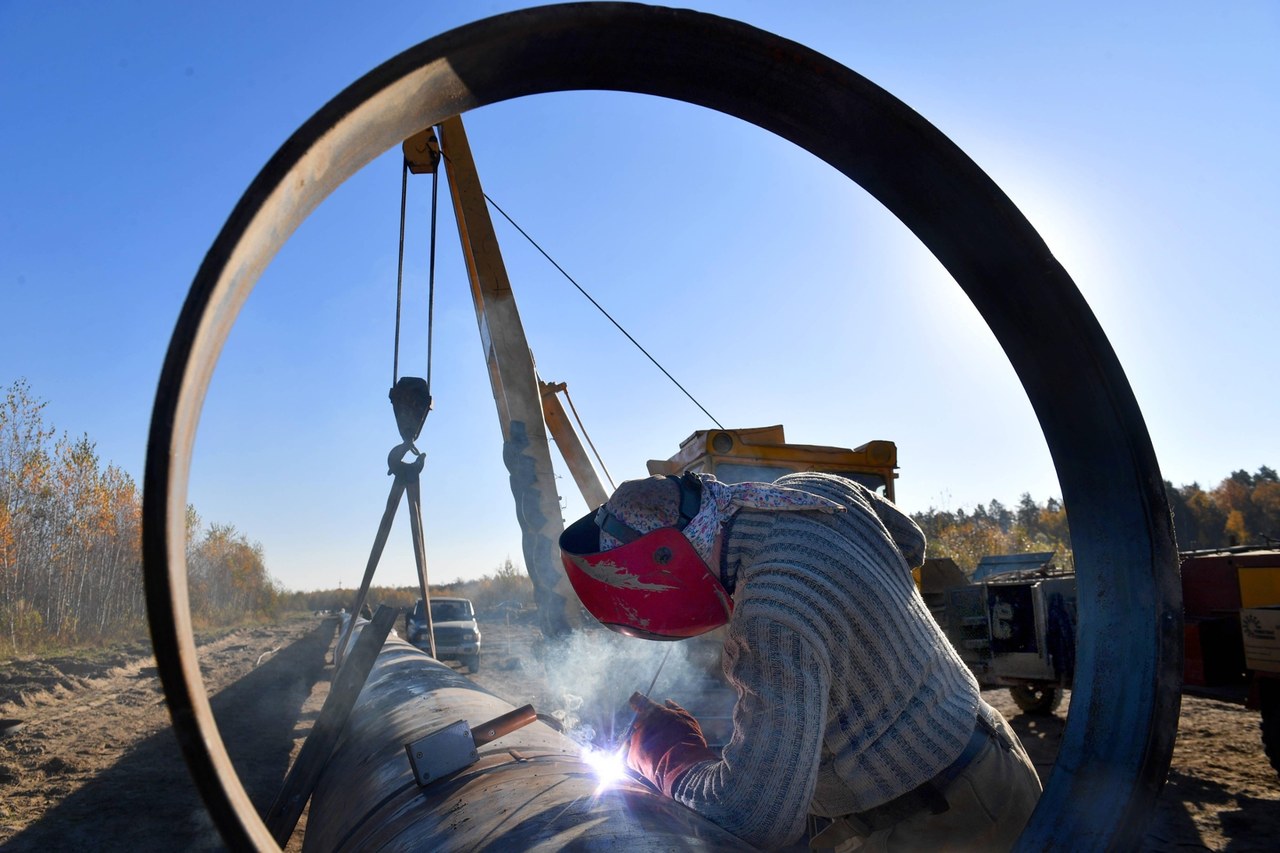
[560,471,1041,851]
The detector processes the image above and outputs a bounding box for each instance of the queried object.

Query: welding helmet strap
[595,506,643,545]
[672,472,703,527]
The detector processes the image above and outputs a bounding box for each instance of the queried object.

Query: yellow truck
[1182,547,1280,777]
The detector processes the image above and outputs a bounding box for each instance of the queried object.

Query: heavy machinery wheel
[1260,677,1280,779]
[1010,684,1063,716]
[463,653,481,673]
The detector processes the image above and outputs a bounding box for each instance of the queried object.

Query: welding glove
[626,692,717,797]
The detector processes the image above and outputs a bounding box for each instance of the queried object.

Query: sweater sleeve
[668,586,829,849]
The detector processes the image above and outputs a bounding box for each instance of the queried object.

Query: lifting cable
[481,191,724,430]
[426,155,439,397]
[560,384,617,491]
[435,145,723,430]
[392,157,439,395]
[393,161,408,386]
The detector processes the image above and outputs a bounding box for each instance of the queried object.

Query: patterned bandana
[596,473,844,565]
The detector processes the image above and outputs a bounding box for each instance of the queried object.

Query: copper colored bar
[472,703,537,746]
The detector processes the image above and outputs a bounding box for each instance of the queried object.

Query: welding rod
[616,645,674,751]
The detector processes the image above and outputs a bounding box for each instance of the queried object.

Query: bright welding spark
[580,744,629,794]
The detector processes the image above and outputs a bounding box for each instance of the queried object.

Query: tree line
[912,465,1279,575]
[1,379,282,658]
[5,375,1275,653]
[912,493,1074,575]
[284,557,536,617]
[1166,467,1280,552]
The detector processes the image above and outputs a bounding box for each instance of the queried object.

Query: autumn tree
[0,378,280,657]
[0,379,57,651]
[1163,467,1279,551]
[913,495,1072,576]
[915,464,1278,579]
[187,522,280,624]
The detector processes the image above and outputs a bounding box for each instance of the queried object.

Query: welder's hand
[626,692,718,796]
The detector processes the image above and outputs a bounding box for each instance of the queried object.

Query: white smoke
[533,627,725,749]
[551,689,594,745]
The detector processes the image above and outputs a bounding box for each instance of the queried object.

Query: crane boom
[540,380,610,509]
[434,116,581,636]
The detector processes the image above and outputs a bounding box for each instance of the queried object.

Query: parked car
[405,597,482,672]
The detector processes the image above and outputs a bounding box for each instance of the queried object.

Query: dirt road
[982,689,1280,851]
[2,615,1277,850]
[0,616,328,851]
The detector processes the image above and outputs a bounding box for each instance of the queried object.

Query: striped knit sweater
[669,472,981,849]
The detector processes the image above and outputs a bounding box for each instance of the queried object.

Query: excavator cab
[646,425,898,501]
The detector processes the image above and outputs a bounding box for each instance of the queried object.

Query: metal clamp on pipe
[405,704,537,786]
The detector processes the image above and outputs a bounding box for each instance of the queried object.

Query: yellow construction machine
[646,424,897,499]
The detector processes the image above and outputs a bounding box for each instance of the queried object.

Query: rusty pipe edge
[303,632,754,852]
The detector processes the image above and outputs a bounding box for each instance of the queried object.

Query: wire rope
[425,162,439,396]
[437,143,721,430]
[561,385,617,491]
[392,136,439,402]
[480,192,724,429]
[392,160,409,385]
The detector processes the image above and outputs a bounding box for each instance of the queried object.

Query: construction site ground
[1,614,1277,851]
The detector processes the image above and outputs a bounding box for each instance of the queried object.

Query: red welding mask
[559,474,734,640]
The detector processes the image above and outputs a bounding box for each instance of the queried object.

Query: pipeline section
[306,625,754,851]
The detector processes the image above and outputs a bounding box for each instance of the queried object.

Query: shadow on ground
[1003,705,1277,851]
[4,621,333,852]
[1004,709,1067,786]
[1142,769,1278,852]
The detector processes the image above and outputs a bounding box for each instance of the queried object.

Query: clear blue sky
[2,2,1276,591]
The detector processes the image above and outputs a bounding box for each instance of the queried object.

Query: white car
[406,597,481,672]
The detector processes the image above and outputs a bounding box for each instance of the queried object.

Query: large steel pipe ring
[143,3,1181,849]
